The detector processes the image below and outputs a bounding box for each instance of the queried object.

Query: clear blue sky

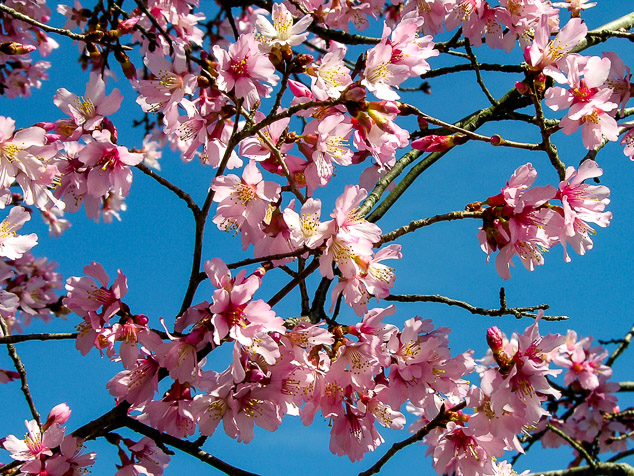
[1,3,634,475]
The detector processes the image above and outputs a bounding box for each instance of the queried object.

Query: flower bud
[0,42,37,55]
[490,134,504,146]
[44,403,71,430]
[486,326,504,352]
[515,81,530,95]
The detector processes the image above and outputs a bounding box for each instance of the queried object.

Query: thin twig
[1,317,41,429]
[358,402,466,476]
[124,417,260,476]
[378,210,483,245]
[525,462,634,476]
[268,257,320,307]
[546,424,596,469]
[384,294,568,320]
[0,332,78,344]
[529,88,566,180]
[464,39,498,106]
[136,163,200,216]
[0,3,92,41]
[606,322,634,367]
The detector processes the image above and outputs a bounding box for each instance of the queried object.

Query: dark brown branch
[124,417,260,476]
[606,322,634,367]
[618,381,634,392]
[268,257,320,307]
[378,210,483,245]
[420,63,524,79]
[525,463,634,476]
[0,3,91,41]
[464,39,498,106]
[546,424,596,469]
[358,402,466,476]
[384,294,568,320]
[0,317,41,429]
[136,163,200,216]
[0,332,77,344]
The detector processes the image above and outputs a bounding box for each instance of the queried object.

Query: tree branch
[358,402,466,476]
[378,210,483,245]
[0,332,78,344]
[124,417,261,476]
[0,317,41,429]
[384,294,568,320]
[136,163,200,216]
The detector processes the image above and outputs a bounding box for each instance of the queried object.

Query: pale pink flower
[54,72,123,131]
[361,38,409,101]
[552,0,597,17]
[559,98,619,150]
[211,161,281,234]
[555,160,611,261]
[308,42,353,99]
[525,16,588,80]
[2,419,64,462]
[107,356,160,405]
[283,197,333,249]
[0,206,37,259]
[255,3,312,50]
[64,261,127,320]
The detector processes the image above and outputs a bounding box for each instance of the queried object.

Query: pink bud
[134,314,149,326]
[411,134,454,152]
[490,134,504,146]
[44,403,71,429]
[515,81,529,95]
[487,327,504,352]
[288,79,313,98]
[417,116,429,130]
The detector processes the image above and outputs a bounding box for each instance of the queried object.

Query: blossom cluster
[475,160,611,279]
[1,0,634,474]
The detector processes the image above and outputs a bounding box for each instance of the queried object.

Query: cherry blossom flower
[255,3,312,50]
[54,72,123,132]
[212,33,279,109]
[0,206,37,259]
[2,419,64,462]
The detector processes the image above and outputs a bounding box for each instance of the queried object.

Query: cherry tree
[0,0,633,475]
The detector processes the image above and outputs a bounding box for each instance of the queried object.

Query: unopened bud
[515,81,530,95]
[114,50,136,80]
[85,42,101,60]
[44,403,72,430]
[0,42,37,55]
[134,314,149,326]
[417,116,429,130]
[486,326,504,352]
[490,134,504,146]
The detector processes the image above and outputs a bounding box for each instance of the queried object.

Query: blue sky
[1,2,634,475]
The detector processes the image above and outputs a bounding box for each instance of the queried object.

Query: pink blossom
[64,261,127,321]
[79,130,143,198]
[211,161,281,235]
[212,33,279,109]
[2,419,64,462]
[255,3,312,50]
[54,72,123,132]
[283,197,333,249]
[525,16,588,80]
[0,206,37,259]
